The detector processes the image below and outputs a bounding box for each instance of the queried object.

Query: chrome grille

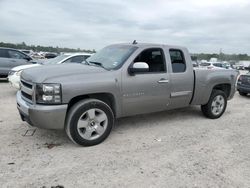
[20,79,34,104]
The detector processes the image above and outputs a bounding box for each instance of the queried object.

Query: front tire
[65,99,114,146]
[201,90,227,119]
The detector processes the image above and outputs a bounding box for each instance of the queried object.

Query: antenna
[132,40,137,44]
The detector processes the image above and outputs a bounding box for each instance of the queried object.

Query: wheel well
[67,93,116,117]
[213,84,231,98]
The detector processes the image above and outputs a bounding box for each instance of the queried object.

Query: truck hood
[21,64,107,83]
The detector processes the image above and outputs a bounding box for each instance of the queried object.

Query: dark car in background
[237,68,250,96]
[44,53,57,59]
[0,47,33,78]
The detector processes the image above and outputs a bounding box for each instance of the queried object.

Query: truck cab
[119,44,194,116]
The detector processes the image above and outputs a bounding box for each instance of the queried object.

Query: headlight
[35,83,62,104]
[8,71,15,76]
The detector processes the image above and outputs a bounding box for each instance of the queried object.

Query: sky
[0,0,250,54]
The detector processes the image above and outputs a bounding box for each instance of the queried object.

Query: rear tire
[239,91,247,96]
[65,99,114,146]
[201,90,227,119]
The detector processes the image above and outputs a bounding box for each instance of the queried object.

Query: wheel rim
[211,95,225,116]
[77,108,108,140]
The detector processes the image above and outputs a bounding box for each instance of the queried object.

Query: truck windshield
[86,45,138,70]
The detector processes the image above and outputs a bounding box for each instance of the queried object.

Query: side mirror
[129,62,149,75]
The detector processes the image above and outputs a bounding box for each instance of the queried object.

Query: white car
[199,62,230,70]
[8,53,92,89]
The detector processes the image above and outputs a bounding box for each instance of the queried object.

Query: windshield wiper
[88,61,107,70]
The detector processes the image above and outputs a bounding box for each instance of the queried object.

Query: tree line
[192,52,250,62]
[0,42,96,53]
[1,41,249,62]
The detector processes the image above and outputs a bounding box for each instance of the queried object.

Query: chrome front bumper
[16,91,68,130]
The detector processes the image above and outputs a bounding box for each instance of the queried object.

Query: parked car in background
[200,62,230,69]
[8,53,92,89]
[20,49,33,56]
[30,52,45,59]
[44,52,57,59]
[236,65,245,70]
[0,47,34,78]
[192,61,199,67]
[237,68,250,96]
[16,43,239,146]
[223,62,233,69]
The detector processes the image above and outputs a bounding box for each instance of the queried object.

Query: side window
[8,50,26,59]
[64,56,85,63]
[0,49,9,58]
[169,49,186,73]
[134,48,166,73]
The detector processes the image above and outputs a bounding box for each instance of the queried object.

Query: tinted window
[8,50,26,59]
[134,48,166,72]
[0,49,9,58]
[170,49,186,73]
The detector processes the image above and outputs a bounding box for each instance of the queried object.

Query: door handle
[158,78,169,83]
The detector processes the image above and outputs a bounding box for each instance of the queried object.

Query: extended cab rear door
[166,48,194,109]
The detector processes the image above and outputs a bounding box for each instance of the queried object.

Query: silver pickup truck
[17,43,239,146]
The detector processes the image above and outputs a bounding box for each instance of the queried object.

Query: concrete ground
[0,80,249,188]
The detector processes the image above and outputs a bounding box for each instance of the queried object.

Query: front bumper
[237,84,250,93]
[16,91,68,129]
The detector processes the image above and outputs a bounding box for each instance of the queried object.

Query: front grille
[242,76,250,85]
[21,91,32,101]
[20,79,34,104]
[21,80,32,89]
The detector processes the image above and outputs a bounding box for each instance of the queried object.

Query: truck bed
[190,68,239,105]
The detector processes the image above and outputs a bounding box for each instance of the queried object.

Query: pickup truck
[17,43,239,146]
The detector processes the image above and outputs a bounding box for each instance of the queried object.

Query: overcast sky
[0,0,250,53]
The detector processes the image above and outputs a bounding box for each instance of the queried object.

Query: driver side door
[121,48,171,116]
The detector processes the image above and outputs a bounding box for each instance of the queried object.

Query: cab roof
[111,42,187,50]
